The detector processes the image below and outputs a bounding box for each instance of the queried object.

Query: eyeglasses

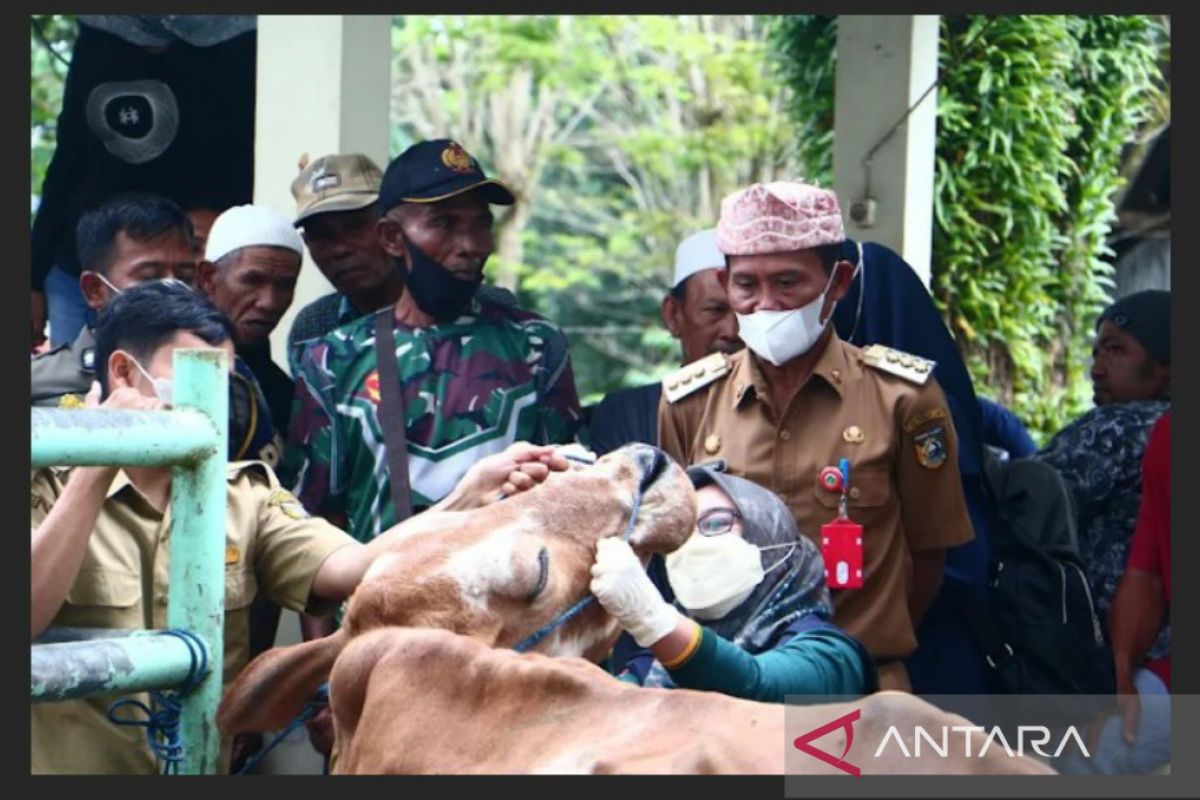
[696,507,742,536]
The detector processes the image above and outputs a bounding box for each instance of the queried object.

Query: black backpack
[960,450,1116,698]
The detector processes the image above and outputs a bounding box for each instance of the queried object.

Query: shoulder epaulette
[860,344,935,386]
[662,352,730,404]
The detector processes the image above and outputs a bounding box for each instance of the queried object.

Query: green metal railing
[30,349,229,775]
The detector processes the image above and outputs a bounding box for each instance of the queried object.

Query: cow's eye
[525,547,550,602]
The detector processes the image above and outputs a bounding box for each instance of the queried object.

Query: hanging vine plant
[769,14,1168,441]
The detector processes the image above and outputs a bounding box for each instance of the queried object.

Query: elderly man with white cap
[656,181,974,692]
[197,204,305,435]
[588,228,741,457]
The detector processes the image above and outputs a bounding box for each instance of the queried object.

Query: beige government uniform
[30,461,357,775]
[658,333,974,690]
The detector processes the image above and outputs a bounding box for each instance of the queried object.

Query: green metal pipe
[31,408,218,469]
[31,631,212,702]
[36,627,140,645]
[167,348,229,775]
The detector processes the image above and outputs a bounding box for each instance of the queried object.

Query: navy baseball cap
[1098,289,1170,365]
[378,139,515,213]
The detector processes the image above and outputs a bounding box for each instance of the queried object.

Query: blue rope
[512,482,645,653]
[106,628,210,775]
[235,683,330,775]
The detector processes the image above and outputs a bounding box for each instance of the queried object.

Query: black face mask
[401,240,483,323]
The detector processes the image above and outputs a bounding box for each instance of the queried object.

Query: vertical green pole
[167,349,228,774]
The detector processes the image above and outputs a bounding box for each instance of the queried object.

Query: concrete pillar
[833,16,940,286]
[249,16,390,775]
[254,15,392,371]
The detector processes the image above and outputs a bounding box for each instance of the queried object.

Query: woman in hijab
[592,465,874,701]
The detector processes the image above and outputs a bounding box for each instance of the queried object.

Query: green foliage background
[30,15,76,211]
[770,14,1169,441]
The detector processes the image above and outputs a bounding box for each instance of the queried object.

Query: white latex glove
[590,537,681,647]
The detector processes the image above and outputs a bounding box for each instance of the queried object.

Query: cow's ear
[218,629,347,734]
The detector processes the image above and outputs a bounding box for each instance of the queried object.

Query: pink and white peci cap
[715,181,846,256]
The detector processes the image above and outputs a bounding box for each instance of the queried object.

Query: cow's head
[220,444,695,735]
[344,443,694,659]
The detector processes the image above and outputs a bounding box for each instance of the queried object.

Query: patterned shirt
[279,298,582,542]
[1037,400,1170,660]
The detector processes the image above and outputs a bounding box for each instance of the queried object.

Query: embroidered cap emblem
[441,142,476,174]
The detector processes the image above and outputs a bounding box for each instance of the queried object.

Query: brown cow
[326,627,1055,774]
[220,444,1055,775]
[219,444,696,735]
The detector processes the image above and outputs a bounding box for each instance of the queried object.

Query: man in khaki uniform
[657,181,974,691]
[30,281,567,773]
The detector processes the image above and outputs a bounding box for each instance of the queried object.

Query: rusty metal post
[29,348,228,775]
[167,348,228,775]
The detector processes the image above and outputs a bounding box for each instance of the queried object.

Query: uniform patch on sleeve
[902,406,947,434]
[268,489,310,520]
[913,426,948,470]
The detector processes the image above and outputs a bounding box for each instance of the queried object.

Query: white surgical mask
[90,272,123,295]
[665,533,795,621]
[127,354,173,405]
[736,266,840,366]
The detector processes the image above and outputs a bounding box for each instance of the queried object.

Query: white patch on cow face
[544,614,621,659]
[443,526,522,614]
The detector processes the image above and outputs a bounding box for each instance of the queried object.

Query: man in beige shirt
[657,181,974,691]
[31,280,566,774]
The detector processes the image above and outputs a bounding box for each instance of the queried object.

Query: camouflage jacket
[279,298,583,542]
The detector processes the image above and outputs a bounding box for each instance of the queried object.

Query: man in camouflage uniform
[281,138,582,543]
[285,152,520,375]
[281,141,582,756]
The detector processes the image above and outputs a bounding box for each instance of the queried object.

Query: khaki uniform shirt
[30,461,357,775]
[658,334,973,662]
[31,326,96,408]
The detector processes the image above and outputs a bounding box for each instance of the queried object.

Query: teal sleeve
[665,626,867,703]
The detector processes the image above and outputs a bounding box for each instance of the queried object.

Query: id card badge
[820,457,862,589]
[821,518,864,589]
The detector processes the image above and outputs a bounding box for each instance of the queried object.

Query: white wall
[255,15,392,373]
[249,15,392,774]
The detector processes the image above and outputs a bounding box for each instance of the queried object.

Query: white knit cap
[672,228,724,289]
[204,204,305,263]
